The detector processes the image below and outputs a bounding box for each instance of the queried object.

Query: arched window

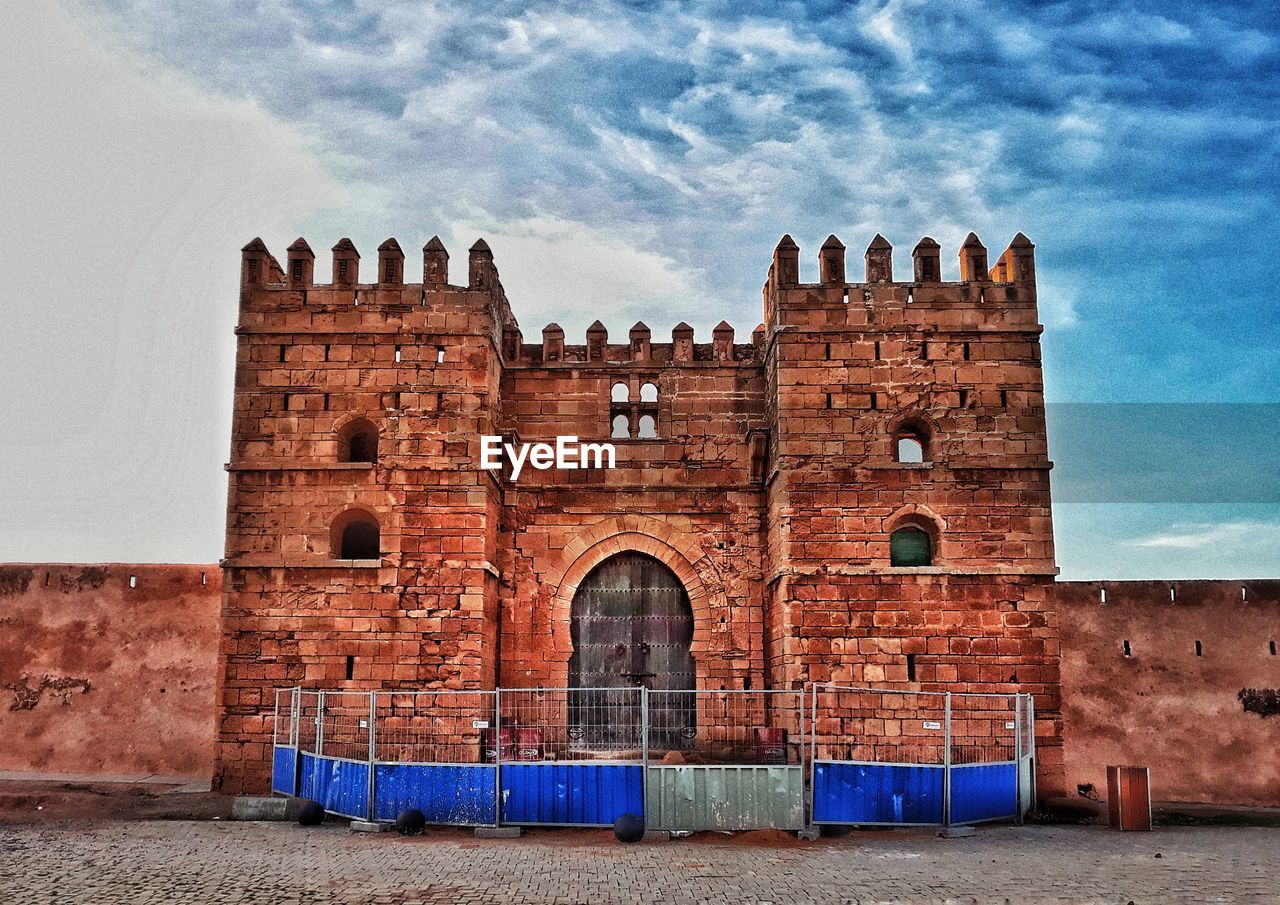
[890,526,933,567]
[894,422,929,463]
[610,379,658,439]
[338,418,378,464]
[332,510,380,560]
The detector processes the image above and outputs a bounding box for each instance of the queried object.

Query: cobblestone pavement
[0,819,1275,904]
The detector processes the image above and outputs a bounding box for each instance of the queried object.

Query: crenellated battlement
[513,319,762,367]
[240,235,512,313]
[763,231,1039,331]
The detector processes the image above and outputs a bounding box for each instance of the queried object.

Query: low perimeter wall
[0,564,221,780]
[1057,580,1280,808]
[1,565,1277,809]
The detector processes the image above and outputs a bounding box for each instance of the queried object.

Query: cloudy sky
[2,0,1278,577]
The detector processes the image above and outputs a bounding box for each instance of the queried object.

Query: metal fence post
[640,685,649,823]
[367,691,377,821]
[942,691,952,827]
[806,684,816,828]
[1028,694,1038,810]
[1014,693,1024,824]
[317,690,326,757]
[494,688,503,827]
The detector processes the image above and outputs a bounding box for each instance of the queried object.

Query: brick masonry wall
[0,564,220,780]
[1056,580,1280,808]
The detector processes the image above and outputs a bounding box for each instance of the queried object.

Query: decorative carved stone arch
[544,517,721,682]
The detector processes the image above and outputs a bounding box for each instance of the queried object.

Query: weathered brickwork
[215,229,1064,795]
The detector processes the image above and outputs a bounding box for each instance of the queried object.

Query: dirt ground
[0,779,232,825]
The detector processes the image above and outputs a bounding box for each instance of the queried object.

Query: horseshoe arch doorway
[568,551,695,750]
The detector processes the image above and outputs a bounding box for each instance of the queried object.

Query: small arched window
[339,418,378,464]
[637,414,657,438]
[332,510,380,560]
[890,526,933,567]
[894,423,929,463]
[611,382,630,402]
[640,382,658,403]
[611,414,631,439]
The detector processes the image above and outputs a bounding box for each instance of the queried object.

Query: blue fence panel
[949,762,1018,824]
[271,746,298,796]
[500,763,643,826]
[812,762,945,825]
[299,753,370,820]
[373,764,497,825]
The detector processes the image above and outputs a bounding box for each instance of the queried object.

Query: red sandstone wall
[0,564,220,780]
[1057,580,1280,808]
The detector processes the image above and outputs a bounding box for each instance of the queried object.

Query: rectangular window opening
[870,392,878,411]
[906,653,917,681]
[278,344,286,363]
[874,341,881,360]
[1000,389,1008,408]
[1100,587,1107,603]
[1170,586,1177,602]
[958,389,969,408]
[128,575,137,589]
[1122,640,1131,657]
[825,343,831,359]
[324,344,331,362]
[1194,640,1203,657]
[1270,641,1276,656]
[394,346,402,363]
[323,393,330,411]
[282,393,291,411]
[436,347,445,364]
[825,393,832,410]
[963,342,971,360]
[345,656,355,680]
[200,572,206,586]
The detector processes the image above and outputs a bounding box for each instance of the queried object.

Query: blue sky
[3,1,1278,575]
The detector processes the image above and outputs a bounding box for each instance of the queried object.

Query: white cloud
[0,0,345,561]
[447,214,716,336]
[1130,521,1280,550]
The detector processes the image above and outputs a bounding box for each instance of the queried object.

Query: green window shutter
[890,527,932,567]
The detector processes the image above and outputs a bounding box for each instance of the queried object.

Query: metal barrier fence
[270,685,1030,830]
[645,689,805,831]
[808,684,1032,827]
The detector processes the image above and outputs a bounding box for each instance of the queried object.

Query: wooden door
[569,552,694,750]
